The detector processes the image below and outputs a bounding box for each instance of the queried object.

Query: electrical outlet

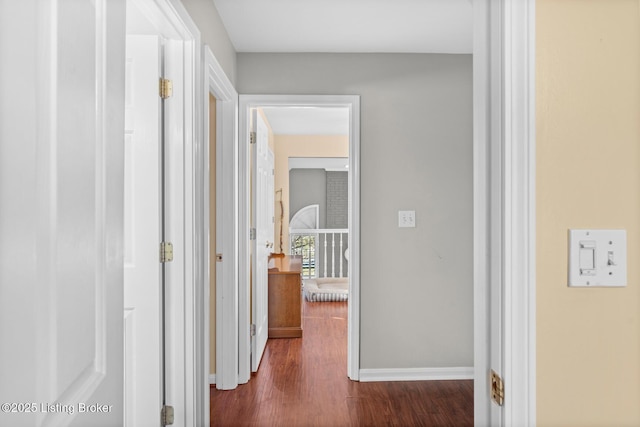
[398,210,416,228]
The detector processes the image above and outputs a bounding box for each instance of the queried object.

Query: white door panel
[0,1,125,426]
[251,111,274,372]
[124,35,163,427]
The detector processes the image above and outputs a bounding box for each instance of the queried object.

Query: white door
[251,110,275,371]
[0,1,125,426]
[123,35,163,427]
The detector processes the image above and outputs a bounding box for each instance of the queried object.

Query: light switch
[569,229,627,287]
[578,241,595,275]
[398,210,416,228]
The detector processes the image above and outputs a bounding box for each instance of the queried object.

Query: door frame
[127,0,205,425]
[238,95,361,383]
[202,45,240,393]
[474,1,536,425]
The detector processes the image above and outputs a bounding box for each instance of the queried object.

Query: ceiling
[261,107,349,136]
[289,157,349,171]
[212,0,472,54]
[217,0,472,135]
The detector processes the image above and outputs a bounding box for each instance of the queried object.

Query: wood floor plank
[211,300,473,426]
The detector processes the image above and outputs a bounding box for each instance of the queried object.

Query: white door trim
[203,45,239,394]
[501,1,536,425]
[473,0,536,425]
[237,95,360,383]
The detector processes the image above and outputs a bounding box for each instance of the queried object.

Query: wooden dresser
[267,254,302,338]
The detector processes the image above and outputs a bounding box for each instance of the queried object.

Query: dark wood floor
[211,300,473,426]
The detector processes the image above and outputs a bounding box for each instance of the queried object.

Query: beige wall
[272,135,349,253]
[537,1,640,425]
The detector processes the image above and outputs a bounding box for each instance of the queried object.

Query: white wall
[237,53,473,369]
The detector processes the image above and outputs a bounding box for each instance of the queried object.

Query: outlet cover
[398,210,416,228]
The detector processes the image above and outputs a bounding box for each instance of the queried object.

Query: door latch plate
[490,369,504,406]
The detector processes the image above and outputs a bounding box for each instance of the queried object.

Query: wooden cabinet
[267,254,302,338]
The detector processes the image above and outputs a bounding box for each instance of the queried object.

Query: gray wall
[289,169,327,228]
[237,53,473,369]
[289,169,348,230]
[326,171,348,229]
[181,0,237,85]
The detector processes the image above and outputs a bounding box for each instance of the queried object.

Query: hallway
[210,300,473,426]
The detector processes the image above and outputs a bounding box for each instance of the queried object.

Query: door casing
[203,46,239,396]
[473,1,536,425]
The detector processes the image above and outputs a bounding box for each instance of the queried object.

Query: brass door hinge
[161,405,174,425]
[490,370,504,406]
[160,241,173,263]
[250,131,256,144]
[159,78,173,99]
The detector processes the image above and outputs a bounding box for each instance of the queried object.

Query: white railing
[289,228,348,279]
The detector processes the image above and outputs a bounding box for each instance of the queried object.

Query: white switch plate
[568,229,627,287]
[398,210,416,228]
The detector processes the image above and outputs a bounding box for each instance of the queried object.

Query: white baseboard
[209,374,216,385]
[359,367,474,382]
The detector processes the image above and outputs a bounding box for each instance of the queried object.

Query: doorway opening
[237,95,361,383]
[262,107,351,366]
